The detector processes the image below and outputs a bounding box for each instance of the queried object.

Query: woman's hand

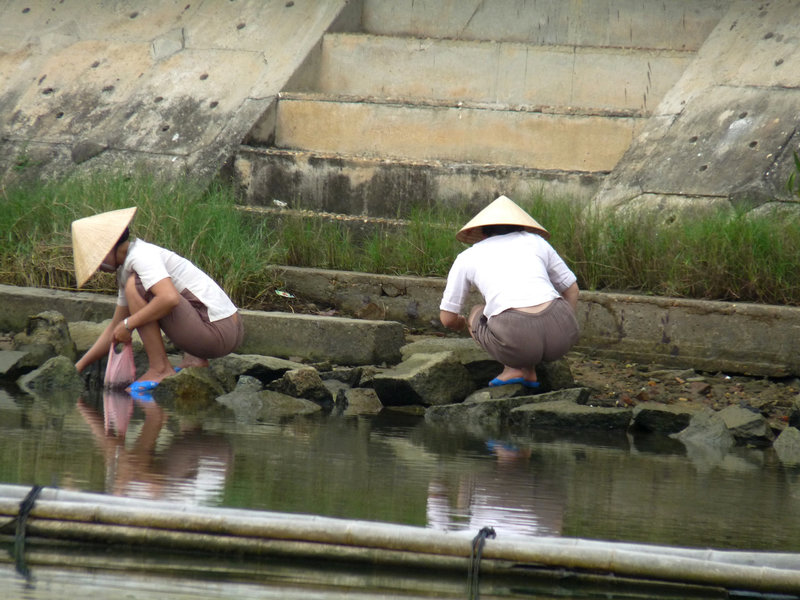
[113,318,133,344]
[440,310,467,332]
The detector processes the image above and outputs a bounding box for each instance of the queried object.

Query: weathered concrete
[361,0,727,50]
[270,94,644,172]
[6,269,800,378]
[238,310,404,366]
[0,0,353,184]
[235,148,603,219]
[309,33,692,113]
[595,0,800,210]
[4,0,800,221]
[268,266,800,378]
[0,284,405,367]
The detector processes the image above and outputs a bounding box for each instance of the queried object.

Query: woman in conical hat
[439,195,579,388]
[72,207,244,394]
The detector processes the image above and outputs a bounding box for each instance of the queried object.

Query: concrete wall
[0,0,352,184]
[268,266,800,378]
[595,0,800,212]
[6,275,800,378]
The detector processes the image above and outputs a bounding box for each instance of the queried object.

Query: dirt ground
[566,350,799,432]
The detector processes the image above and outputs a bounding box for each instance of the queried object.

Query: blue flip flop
[488,377,540,389]
[129,380,159,393]
[128,387,154,402]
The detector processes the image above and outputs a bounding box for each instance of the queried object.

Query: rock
[372,351,476,406]
[218,378,323,423]
[672,409,735,453]
[270,367,333,407]
[789,397,800,428]
[509,390,628,432]
[320,366,364,387]
[340,388,383,416]
[536,359,576,391]
[632,401,702,434]
[401,337,497,387]
[216,379,264,422]
[17,355,83,396]
[258,390,323,420]
[14,311,77,362]
[425,392,547,436]
[234,375,264,393]
[154,367,226,412]
[0,350,33,379]
[773,427,800,466]
[717,405,775,447]
[210,353,307,392]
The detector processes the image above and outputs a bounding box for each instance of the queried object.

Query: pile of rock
[2,311,800,466]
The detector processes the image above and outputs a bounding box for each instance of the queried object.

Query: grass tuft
[3,171,800,308]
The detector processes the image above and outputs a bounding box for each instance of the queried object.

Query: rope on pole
[467,526,495,600]
[12,485,43,578]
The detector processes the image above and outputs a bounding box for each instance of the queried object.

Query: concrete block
[315,33,692,113]
[236,147,602,219]
[275,95,643,171]
[361,0,726,50]
[238,310,404,366]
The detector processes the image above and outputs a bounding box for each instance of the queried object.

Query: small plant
[787,150,800,198]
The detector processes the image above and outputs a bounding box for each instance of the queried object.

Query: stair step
[234,146,604,219]
[301,33,694,114]
[266,93,644,172]
[361,0,727,51]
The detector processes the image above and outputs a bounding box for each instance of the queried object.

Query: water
[1,384,799,598]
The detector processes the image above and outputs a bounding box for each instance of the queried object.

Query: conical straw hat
[71,207,137,287]
[456,195,549,244]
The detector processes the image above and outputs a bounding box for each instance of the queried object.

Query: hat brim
[456,195,549,244]
[71,207,137,287]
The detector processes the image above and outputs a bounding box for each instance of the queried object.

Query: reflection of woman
[77,393,232,504]
[440,196,580,388]
[72,207,243,393]
[426,442,564,537]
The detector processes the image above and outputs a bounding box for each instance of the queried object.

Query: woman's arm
[561,282,579,311]
[76,304,131,373]
[112,277,180,343]
[440,310,467,331]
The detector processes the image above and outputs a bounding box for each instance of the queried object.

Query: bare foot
[133,367,176,385]
[494,366,537,383]
[178,353,209,369]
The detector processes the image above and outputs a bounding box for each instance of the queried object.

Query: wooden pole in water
[0,485,799,594]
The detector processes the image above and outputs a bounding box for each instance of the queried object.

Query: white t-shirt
[117,239,238,322]
[439,231,576,318]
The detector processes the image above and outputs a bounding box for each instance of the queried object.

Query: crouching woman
[72,207,243,393]
[439,195,579,388]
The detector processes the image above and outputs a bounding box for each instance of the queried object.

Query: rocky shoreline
[2,310,800,467]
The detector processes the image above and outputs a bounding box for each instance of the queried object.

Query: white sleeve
[439,254,471,313]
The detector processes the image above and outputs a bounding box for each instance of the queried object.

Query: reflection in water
[1,384,800,553]
[427,440,563,537]
[76,391,231,505]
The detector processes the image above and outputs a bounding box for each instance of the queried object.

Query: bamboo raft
[0,484,798,597]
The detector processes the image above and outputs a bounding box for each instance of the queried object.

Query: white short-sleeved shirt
[439,231,577,318]
[117,239,237,322]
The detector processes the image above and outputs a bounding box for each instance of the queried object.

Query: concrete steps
[312,33,694,112]
[234,0,727,217]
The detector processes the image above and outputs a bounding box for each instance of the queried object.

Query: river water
[1,384,799,599]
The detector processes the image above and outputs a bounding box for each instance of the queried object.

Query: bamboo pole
[1,485,799,594]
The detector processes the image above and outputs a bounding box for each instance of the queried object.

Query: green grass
[0,171,279,308]
[3,171,800,308]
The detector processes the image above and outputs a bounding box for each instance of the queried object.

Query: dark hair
[113,227,130,249]
[481,224,525,237]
